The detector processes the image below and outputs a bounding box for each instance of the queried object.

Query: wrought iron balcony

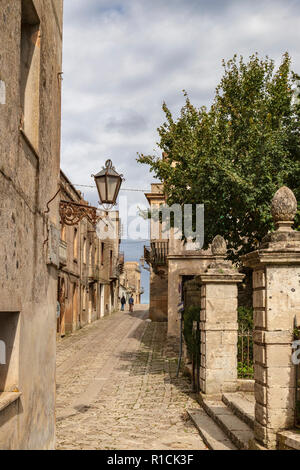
[144,241,169,267]
[118,251,124,274]
[110,253,124,280]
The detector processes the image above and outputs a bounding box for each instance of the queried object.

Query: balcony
[59,239,67,266]
[110,253,124,280]
[144,241,169,267]
[118,251,124,274]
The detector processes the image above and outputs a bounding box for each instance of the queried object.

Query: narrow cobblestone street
[56,308,207,450]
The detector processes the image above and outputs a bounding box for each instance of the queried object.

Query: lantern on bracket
[58,159,123,227]
[93,159,123,210]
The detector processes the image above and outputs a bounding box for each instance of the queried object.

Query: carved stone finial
[271,186,297,231]
[211,235,227,256]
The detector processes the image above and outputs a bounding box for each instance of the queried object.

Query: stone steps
[200,397,254,450]
[188,408,238,450]
[222,392,255,430]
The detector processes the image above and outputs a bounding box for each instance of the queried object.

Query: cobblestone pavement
[56,308,207,450]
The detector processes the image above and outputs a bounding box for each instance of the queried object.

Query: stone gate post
[242,186,300,449]
[199,236,244,395]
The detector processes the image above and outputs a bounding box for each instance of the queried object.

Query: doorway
[58,278,66,336]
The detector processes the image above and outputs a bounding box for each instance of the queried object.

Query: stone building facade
[0,0,63,449]
[58,171,122,336]
[144,181,252,336]
[144,183,212,335]
[120,262,142,306]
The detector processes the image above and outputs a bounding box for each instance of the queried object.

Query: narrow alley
[56,308,207,450]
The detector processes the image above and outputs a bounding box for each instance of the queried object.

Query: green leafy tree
[138,53,300,261]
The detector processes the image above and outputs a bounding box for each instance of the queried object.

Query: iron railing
[144,241,169,267]
[238,326,253,379]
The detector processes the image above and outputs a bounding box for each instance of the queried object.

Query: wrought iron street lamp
[59,160,123,226]
[92,160,123,209]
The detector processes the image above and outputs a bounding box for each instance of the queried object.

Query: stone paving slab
[56,309,208,450]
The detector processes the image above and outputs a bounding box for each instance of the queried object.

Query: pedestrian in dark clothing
[121,295,126,311]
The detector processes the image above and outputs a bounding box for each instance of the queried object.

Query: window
[89,244,92,266]
[73,228,78,260]
[83,238,87,264]
[20,0,40,148]
[101,243,104,266]
[0,312,20,392]
[110,250,113,275]
[94,245,98,266]
[82,287,86,311]
[73,284,78,326]
[61,224,66,242]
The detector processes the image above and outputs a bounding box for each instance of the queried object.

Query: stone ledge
[243,249,300,268]
[277,430,300,450]
[188,408,237,450]
[237,379,255,392]
[253,330,293,345]
[200,396,254,449]
[0,392,22,412]
[222,392,255,430]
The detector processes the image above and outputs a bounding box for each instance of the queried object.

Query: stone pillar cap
[271,186,297,231]
[211,235,227,256]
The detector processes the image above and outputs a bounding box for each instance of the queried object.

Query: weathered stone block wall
[0,0,63,449]
[149,268,168,322]
[167,254,212,337]
[250,265,298,448]
[243,186,300,450]
[200,280,242,394]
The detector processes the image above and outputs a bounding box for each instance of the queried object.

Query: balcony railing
[144,241,169,267]
[110,253,124,279]
[118,251,124,274]
[59,239,67,266]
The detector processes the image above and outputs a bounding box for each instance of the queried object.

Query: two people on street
[120,294,135,312]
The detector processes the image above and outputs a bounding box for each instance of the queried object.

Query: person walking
[120,295,126,311]
[129,295,134,313]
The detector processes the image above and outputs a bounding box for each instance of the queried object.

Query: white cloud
[61,0,300,221]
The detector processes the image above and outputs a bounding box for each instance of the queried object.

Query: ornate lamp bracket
[59,200,103,226]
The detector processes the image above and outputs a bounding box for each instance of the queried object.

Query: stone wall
[167,253,212,337]
[123,261,142,305]
[243,186,300,449]
[0,0,63,449]
[149,267,168,321]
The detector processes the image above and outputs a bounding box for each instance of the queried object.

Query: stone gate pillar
[243,186,300,449]
[199,236,244,395]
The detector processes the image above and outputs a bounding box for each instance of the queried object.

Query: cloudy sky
[61,0,300,301]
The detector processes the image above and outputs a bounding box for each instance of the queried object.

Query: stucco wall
[0,0,63,449]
